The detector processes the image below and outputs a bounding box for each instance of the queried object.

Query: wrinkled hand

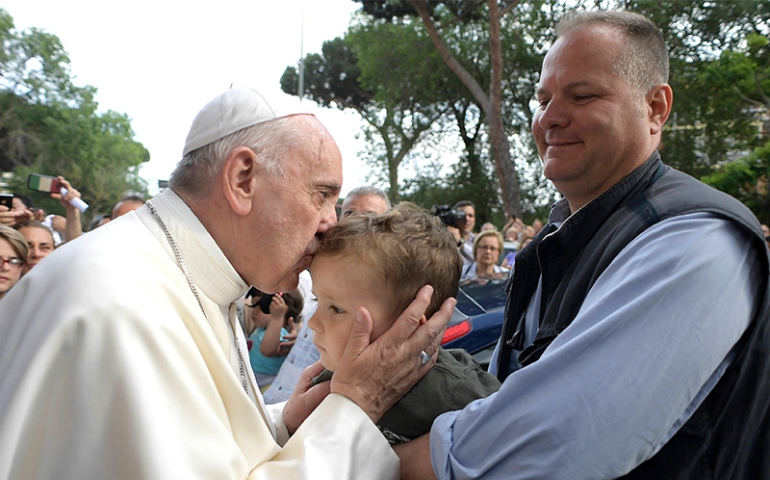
[330,285,455,424]
[282,361,331,435]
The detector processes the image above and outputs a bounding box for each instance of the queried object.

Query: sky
[3,0,372,196]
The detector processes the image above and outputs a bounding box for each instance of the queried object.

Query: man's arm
[394,434,436,480]
[426,214,760,479]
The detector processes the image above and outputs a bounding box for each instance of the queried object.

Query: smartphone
[27,174,62,194]
[0,194,13,209]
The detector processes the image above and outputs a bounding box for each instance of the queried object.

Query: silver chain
[147,200,250,395]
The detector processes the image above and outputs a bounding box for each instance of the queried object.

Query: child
[308,202,500,445]
[247,288,303,389]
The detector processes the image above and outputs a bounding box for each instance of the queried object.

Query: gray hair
[169,116,307,199]
[345,186,391,210]
[556,10,669,97]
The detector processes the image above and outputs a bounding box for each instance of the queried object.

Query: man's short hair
[0,224,28,261]
[169,117,304,199]
[345,186,391,210]
[110,193,146,219]
[556,10,669,97]
[317,202,461,320]
[453,200,475,210]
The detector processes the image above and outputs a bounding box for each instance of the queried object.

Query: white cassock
[0,189,398,480]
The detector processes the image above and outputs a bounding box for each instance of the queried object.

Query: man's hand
[330,285,456,424]
[394,434,437,480]
[282,361,331,435]
[447,225,462,244]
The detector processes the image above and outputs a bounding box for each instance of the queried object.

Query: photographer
[435,200,476,265]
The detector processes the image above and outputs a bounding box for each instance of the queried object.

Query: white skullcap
[183,87,313,156]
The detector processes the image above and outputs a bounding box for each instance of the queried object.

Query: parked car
[441,274,509,370]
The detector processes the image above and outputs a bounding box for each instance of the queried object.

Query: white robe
[0,189,397,480]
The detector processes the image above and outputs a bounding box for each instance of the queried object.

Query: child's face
[248,293,271,328]
[308,253,392,372]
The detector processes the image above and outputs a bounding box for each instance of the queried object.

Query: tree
[281,24,450,202]
[0,8,149,220]
[354,1,567,220]
[405,0,523,219]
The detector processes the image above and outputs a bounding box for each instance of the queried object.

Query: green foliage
[281,21,453,202]
[702,141,770,224]
[0,8,149,221]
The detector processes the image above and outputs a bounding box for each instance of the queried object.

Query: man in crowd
[263,185,391,404]
[398,10,769,479]
[451,200,476,264]
[339,186,391,218]
[110,192,146,219]
[0,87,453,479]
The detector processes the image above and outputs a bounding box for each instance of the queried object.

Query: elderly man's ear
[222,146,261,216]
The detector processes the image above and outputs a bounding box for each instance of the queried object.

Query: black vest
[497,153,770,479]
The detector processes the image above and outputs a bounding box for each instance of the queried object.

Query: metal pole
[298,0,305,100]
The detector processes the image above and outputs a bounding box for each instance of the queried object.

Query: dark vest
[497,153,770,479]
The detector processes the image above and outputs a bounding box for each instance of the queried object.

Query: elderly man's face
[532,25,654,211]
[251,116,342,293]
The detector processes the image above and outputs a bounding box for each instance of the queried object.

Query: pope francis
[0,87,454,480]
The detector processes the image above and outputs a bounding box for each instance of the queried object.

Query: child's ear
[419,314,427,325]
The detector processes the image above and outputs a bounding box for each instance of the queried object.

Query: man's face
[340,194,389,217]
[458,205,475,234]
[250,116,342,293]
[308,253,392,372]
[532,25,654,211]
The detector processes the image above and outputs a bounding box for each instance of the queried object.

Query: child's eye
[331,305,346,315]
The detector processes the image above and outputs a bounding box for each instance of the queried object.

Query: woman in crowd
[461,230,509,281]
[15,220,55,274]
[0,225,28,301]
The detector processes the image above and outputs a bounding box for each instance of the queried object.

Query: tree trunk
[408,0,523,219]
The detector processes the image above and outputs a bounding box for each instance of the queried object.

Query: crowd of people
[0,9,768,480]
[0,181,146,300]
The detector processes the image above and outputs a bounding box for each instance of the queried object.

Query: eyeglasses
[477,245,499,252]
[0,257,25,269]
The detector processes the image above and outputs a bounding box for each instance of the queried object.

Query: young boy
[308,202,500,445]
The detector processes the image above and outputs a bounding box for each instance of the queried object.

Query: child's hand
[269,293,288,322]
[279,318,298,354]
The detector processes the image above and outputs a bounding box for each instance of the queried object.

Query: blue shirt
[430,212,760,479]
[248,326,290,376]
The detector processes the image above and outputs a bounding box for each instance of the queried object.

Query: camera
[431,204,467,229]
[257,293,275,314]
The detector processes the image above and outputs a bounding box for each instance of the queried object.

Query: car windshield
[456,275,509,316]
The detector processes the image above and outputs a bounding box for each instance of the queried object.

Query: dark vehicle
[441,275,508,370]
